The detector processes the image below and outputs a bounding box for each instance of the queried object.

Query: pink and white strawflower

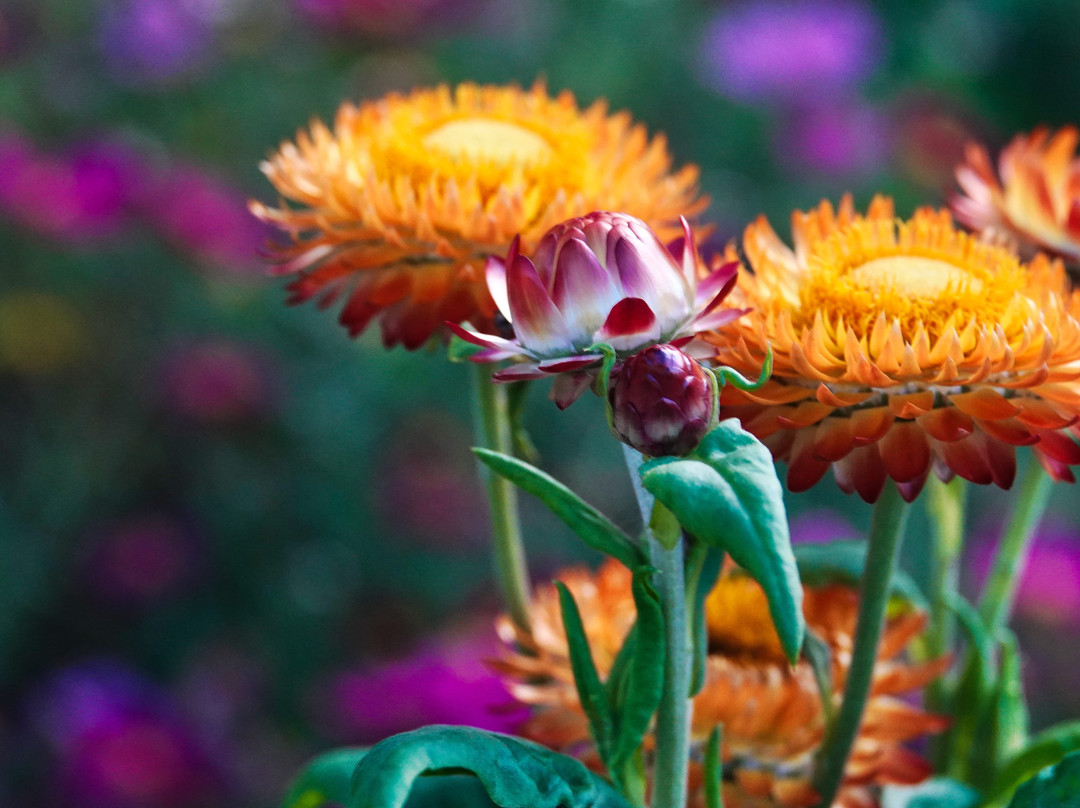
[448,211,746,408]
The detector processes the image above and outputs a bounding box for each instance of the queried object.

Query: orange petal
[850,407,895,446]
[881,421,931,482]
[950,388,1021,420]
[788,430,832,492]
[918,407,975,442]
[813,417,857,461]
[888,391,935,419]
[816,384,873,408]
[1015,397,1079,430]
[975,417,1039,446]
[777,401,835,429]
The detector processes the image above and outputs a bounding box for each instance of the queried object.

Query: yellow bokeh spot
[0,292,84,375]
[704,574,786,663]
[423,118,554,165]
[849,256,984,298]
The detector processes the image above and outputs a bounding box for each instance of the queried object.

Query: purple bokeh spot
[699,0,883,104]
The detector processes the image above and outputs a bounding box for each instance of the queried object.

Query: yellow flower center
[795,217,1028,342]
[422,118,554,165]
[848,256,984,298]
[704,574,787,663]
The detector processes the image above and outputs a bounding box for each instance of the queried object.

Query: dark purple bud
[608,344,716,457]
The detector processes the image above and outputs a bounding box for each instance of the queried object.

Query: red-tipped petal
[613,235,687,318]
[691,305,751,333]
[679,215,697,286]
[538,354,603,373]
[551,238,621,341]
[594,298,661,350]
[918,407,974,443]
[445,321,522,354]
[788,429,831,491]
[881,422,931,483]
[951,388,1021,420]
[1033,429,1080,464]
[695,260,739,314]
[507,254,571,355]
[493,363,547,382]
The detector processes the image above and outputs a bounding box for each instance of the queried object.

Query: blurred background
[2,0,1080,805]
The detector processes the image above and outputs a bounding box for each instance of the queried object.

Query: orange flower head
[705,194,1080,503]
[250,82,706,348]
[953,126,1080,265]
[495,560,948,808]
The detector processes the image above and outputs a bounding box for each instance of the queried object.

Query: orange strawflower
[704,195,1080,503]
[952,126,1080,265]
[496,560,947,808]
[250,82,705,348]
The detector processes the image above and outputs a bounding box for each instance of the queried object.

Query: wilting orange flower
[496,561,947,808]
[952,126,1080,265]
[250,82,705,348]
[704,195,1080,503]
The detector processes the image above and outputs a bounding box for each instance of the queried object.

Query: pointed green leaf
[609,567,665,771]
[881,778,979,808]
[556,582,615,764]
[802,629,835,728]
[350,726,633,808]
[640,421,804,663]
[944,592,996,781]
[1004,749,1080,808]
[987,723,1080,806]
[473,449,644,568]
[283,748,367,808]
[792,540,927,611]
[993,629,1030,765]
[704,726,724,808]
[686,546,724,697]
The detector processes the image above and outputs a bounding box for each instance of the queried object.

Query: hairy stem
[813,483,910,807]
[472,364,531,632]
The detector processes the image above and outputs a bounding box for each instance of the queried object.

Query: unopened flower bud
[608,344,716,457]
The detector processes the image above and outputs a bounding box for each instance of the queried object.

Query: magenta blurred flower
[779,103,891,176]
[789,509,860,544]
[451,211,743,409]
[698,0,882,105]
[0,131,144,242]
[157,339,275,423]
[314,626,528,744]
[971,525,1080,626]
[146,164,269,275]
[609,343,716,457]
[84,514,200,605]
[30,662,224,808]
[97,0,213,85]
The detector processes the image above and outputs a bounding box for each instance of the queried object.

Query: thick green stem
[471,364,531,632]
[977,460,1054,634]
[813,483,910,808]
[648,533,692,808]
[622,446,692,808]
[926,476,967,712]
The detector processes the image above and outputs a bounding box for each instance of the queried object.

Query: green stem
[648,532,691,808]
[813,482,910,808]
[926,476,967,711]
[621,446,692,808]
[977,460,1054,634]
[471,364,532,632]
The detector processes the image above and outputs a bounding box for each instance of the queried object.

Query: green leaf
[792,540,928,611]
[704,726,724,808]
[283,747,367,808]
[993,629,1030,765]
[350,725,633,808]
[609,568,665,772]
[881,778,979,808]
[1004,749,1080,808]
[640,421,804,663]
[988,722,1080,806]
[473,449,644,568]
[944,592,996,781]
[802,629,835,728]
[686,545,724,698]
[556,582,615,764]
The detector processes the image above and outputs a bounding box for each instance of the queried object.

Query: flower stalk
[926,476,967,706]
[813,482,910,808]
[978,460,1054,634]
[472,363,532,633]
[622,445,692,808]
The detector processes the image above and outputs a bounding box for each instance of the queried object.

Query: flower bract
[450,210,744,407]
[953,126,1080,265]
[251,83,706,348]
[705,195,1080,502]
[495,560,947,808]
